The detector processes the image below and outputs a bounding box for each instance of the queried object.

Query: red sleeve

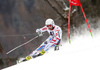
[55,27,60,41]
[40,26,47,32]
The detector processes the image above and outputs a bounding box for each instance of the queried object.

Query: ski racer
[23,18,62,61]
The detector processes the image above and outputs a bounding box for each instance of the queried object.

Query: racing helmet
[45,18,55,27]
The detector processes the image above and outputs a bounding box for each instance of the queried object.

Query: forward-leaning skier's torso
[40,25,62,41]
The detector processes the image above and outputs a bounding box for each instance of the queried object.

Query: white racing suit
[29,25,62,58]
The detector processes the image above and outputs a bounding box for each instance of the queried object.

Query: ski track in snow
[2,30,100,70]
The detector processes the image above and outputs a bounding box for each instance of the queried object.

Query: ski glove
[36,29,43,37]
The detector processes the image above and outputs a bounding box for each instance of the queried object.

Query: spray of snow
[2,20,100,70]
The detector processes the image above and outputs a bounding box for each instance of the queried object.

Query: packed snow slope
[2,30,100,70]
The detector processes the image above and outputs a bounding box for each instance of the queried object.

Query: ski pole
[6,35,39,55]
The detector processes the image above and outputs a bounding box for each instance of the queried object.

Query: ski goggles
[47,25,52,27]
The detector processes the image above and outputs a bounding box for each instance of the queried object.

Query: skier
[22,18,62,61]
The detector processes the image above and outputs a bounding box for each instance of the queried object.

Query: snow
[2,30,100,70]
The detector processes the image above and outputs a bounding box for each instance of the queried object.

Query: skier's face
[47,25,53,30]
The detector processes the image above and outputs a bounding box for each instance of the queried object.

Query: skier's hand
[36,29,43,37]
[36,29,40,33]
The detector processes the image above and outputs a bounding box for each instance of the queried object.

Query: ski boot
[32,49,45,58]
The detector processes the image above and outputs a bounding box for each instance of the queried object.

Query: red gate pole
[23,36,29,55]
[68,0,93,43]
[79,3,93,37]
[2,49,13,66]
[23,36,33,55]
[68,3,72,43]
